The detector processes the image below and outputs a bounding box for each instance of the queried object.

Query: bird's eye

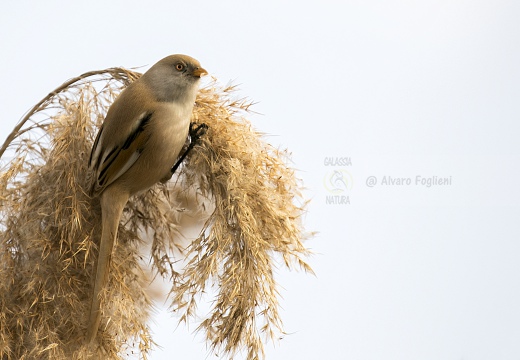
[175,63,184,71]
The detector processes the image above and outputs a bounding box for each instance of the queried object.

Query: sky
[1,1,520,359]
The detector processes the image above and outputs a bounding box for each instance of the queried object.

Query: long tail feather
[86,187,129,344]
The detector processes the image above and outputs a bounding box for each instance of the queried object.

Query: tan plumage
[86,54,207,344]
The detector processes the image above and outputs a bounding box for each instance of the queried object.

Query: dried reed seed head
[0,68,312,360]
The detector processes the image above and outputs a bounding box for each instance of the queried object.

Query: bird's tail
[86,187,129,344]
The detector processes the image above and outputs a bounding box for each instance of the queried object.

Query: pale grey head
[140,54,207,103]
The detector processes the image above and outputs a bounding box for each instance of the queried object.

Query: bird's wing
[88,110,153,196]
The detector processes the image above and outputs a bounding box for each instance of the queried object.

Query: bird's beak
[192,67,208,78]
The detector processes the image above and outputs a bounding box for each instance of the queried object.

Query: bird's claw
[189,122,208,142]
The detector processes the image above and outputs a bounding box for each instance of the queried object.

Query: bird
[85,54,207,344]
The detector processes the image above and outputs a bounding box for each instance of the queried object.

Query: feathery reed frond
[0,68,312,360]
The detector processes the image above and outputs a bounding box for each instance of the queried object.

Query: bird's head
[142,54,207,103]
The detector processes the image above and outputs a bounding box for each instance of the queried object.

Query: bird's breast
[147,102,192,160]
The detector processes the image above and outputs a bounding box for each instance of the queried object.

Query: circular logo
[324,169,353,194]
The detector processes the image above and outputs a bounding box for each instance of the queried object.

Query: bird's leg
[169,122,208,176]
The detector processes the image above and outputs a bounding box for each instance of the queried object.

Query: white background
[1,1,520,359]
